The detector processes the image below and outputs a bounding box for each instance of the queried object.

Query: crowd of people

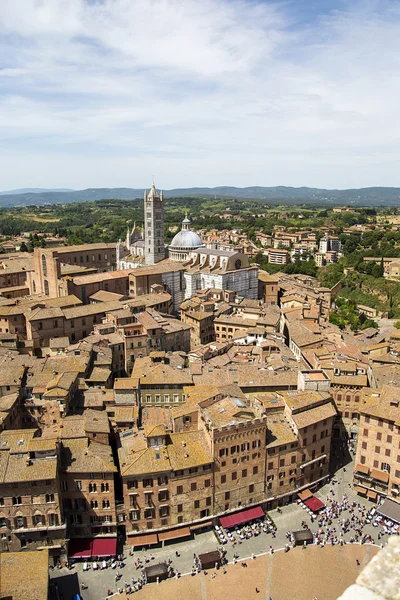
[291,491,398,549]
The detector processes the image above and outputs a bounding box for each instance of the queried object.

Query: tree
[19,241,28,252]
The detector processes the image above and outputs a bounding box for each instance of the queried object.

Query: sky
[1,0,400,191]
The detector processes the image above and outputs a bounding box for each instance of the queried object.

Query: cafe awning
[158,526,191,542]
[304,497,325,512]
[68,538,92,559]
[355,464,370,475]
[367,490,377,501]
[220,506,264,529]
[354,486,367,495]
[377,498,400,524]
[298,489,313,501]
[371,469,389,483]
[190,521,213,532]
[91,537,117,557]
[128,533,159,547]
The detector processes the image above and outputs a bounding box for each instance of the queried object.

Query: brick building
[0,430,65,563]
[27,243,117,297]
[258,271,279,305]
[353,386,400,503]
[60,435,118,554]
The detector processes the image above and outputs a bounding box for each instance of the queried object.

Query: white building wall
[184,267,258,300]
[162,271,185,313]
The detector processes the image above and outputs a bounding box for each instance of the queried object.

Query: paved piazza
[50,461,392,600]
[114,545,378,600]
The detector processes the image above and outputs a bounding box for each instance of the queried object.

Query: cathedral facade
[116,184,258,302]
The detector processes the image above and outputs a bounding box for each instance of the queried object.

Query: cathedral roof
[169,229,203,250]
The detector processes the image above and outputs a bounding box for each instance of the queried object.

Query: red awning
[91,537,117,557]
[304,497,325,512]
[68,538,92,558]
[220,506,264,529]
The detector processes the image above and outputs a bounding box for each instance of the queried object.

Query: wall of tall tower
[144,185,165,265]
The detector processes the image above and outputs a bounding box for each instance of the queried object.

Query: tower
[144,184,164,265]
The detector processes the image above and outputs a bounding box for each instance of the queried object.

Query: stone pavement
[50,460,392,600]
[76,545,379,600]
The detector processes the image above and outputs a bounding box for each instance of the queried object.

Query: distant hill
[0,186,400,207]
[0,188,74,196]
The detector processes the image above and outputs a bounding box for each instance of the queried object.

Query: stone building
[105,307,191,375]
[353,385,400,503]
[128,260,186,313]
[118,426,213,545]
[27,243,117,297]
[184,248,258,300]
[180,302,217,348]
[131,355,194,408]
[258,271,279,305]
[60,434,118,553]
[0,430,66,563]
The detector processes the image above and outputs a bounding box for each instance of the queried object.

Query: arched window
[41,254,47,277]
[44,280,49,295]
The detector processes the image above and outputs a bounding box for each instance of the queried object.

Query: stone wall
[337,536,400,600]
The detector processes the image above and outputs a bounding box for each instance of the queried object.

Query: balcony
[300,454,327,469]
[13,523,66,533]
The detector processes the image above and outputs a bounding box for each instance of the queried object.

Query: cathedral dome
[170,229,203,249]
[168,214,203,262]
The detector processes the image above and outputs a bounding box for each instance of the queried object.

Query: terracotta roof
[114,378,136,390]
[0,365,25,387]
[258,270,279,283]
[89,290,125,302]
[144,424,167,437]
[110,405,138,423]
[0,450,57,483]
[280,390,331,410]
[55,242,116,253]
[332,374,368,387]
[359,385,400,424]
[129,259,185,277]
[291,402,337,429]
[0,392,19,412]
[63,300,122,319]
[267,417,297,448]
[139,363,193,386]
[288,323,324,348]
[61,437,116,473]
[86,366,111,383]
[0,549,49,600]
[202,396,257,428]
[119,430,212,476]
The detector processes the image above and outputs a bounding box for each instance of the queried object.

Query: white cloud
[0,0,400,189]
